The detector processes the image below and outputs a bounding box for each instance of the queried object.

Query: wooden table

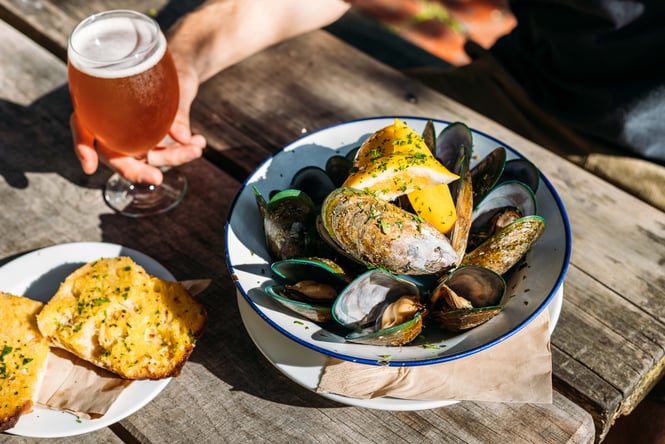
[2,2,664,443]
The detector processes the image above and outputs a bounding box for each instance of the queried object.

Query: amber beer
[68,11,179,156]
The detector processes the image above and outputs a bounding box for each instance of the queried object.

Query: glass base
[103,168,187,218]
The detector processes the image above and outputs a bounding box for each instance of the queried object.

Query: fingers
[69,55,206,187]
[70,113,99,175]
[147,138,205,168]
[106,155,164,186]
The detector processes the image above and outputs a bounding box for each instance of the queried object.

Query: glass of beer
[67,10,183,217]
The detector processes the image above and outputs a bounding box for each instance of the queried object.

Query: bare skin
[71,0,350,185]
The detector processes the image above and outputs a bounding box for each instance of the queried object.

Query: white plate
[237,285,563,410]
[0,242,172,438]
[226,117,572,366]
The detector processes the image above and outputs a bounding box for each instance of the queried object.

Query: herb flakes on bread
[0,292,50,432]
[36,257,207,380]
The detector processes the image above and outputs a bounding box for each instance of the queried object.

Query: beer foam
[69,15,166,79]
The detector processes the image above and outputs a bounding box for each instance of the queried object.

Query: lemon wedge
[407,183,457,234]
[343,119,458,200]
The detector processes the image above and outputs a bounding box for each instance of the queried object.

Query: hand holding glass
[68,10,185,217]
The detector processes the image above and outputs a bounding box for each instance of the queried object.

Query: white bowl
[225,117,571,366]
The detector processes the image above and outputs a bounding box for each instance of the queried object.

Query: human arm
[73,0,351,185]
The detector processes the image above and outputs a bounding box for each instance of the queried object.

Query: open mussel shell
[254,187,317,261]
[325,155,354,187]
[265,284,334,323]
[469,181,537,250]
[429,265,506,332]
[472,181,537,221]
[290,166,336,207]
[462,215,546,275]
[271,256,349,286]
[266,257,350,323]
[498,158,540,193]
[321,187,459,275]
[470,146,506,207]
[435,121,473,172]
[332,270,425,346]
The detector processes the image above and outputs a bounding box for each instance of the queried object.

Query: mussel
[332,270,425,346]
[265,257,349,322]
[289,166,336,207]
[254,187,317,261]
[429,265,506,332]
[468,181,537,250]
[462,215,546,275]
[320,187,459,275]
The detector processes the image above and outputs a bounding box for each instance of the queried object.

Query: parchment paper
[35,279,211,418]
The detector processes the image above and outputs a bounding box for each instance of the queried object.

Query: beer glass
[68,10,183,217]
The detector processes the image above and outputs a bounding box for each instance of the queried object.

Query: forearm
[167,0,351,84]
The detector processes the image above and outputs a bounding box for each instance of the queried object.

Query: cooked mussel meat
[468,181,537,250]
[265,257,349,323]
[332,270,425,346]
[429,265,506,331]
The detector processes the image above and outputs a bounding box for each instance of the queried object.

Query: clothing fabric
[492,0,665,164]
[404,0,665,210]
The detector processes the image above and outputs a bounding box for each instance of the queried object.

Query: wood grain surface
[2,1,663,442]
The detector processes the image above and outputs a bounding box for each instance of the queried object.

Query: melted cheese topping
[37,257,206,379]
[0,293,49,430]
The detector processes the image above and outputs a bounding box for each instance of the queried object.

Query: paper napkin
[317,310,552,403]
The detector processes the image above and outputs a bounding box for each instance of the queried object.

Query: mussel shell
[325,155,354,188]
[470,146,506,208]
[332,270,421,328]
[421,119,436,153]
[429,265,506,332]
[462,215,546,275]
[321,187,459,275]
[332,270,424,346]
[290,166,336,206]
[344,312,423,346]
[255,188,317,261]
[429,306,503,332]
[435,121,473,172]
[435,265,506,308]
[265,284,333,323]
[498,158,540,193]
[449,142,473,264]
[271,257,349,289]
[469,181,537,250]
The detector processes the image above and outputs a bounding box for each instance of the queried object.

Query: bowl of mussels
[225,116,571,366]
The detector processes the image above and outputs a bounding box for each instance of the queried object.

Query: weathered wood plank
[0,9,596,444]
[187,31,665,442]
[0,429,122,444]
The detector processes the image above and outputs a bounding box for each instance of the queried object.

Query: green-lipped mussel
[332,269,426,346]
[255,119,547,345]
[265,257,350,323]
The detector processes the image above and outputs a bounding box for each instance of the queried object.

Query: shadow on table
[94,204,345,409]
[0,85,108,191]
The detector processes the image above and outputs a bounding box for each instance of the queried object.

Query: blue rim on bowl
[225,116,572,367]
